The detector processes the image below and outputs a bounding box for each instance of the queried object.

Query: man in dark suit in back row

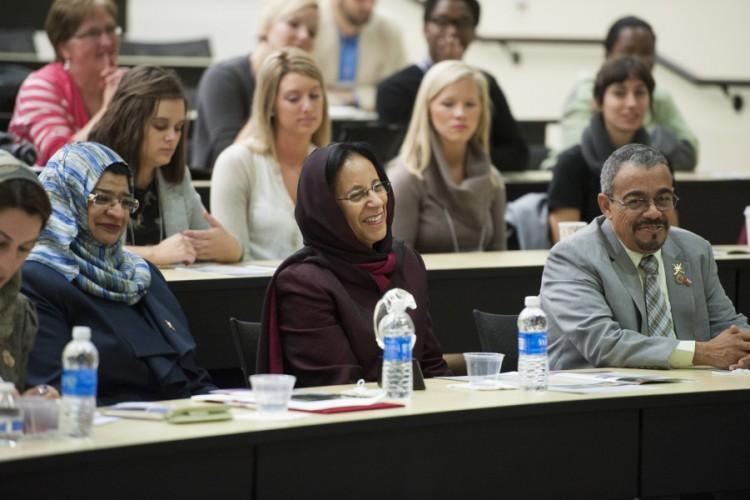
[376,0,529,171]
[541,143,750,370]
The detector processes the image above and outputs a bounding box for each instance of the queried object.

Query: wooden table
[2,369,749,499]
[162,249,750,382]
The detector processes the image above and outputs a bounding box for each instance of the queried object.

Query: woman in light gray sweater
[389,60,506,253]
[91,66,241,265]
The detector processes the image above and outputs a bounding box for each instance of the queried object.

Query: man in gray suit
[541,143,750,370]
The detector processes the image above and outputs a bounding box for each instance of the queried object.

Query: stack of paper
[193,389,403,413]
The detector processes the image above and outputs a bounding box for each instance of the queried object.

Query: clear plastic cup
[19,396,60,439]
[558,221,587,240]
[250,374,296,414]
[463,352,505,387]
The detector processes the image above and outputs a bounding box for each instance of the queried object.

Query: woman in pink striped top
[9,0,125,165]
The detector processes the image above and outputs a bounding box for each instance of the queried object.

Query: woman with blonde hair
[211,48,331,260]
[389,60,506,253]
[191,0,319,168]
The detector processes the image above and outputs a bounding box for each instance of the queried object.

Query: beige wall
[112,0,750,172]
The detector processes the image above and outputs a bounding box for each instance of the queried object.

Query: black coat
[22,261,215,405]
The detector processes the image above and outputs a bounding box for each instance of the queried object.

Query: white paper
[195,389,387,411]
[177,264,276,277]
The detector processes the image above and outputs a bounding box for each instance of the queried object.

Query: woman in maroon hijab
[258,142,449,387]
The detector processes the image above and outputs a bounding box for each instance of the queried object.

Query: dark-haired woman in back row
[547,56,685,244]
[90,65,241,266]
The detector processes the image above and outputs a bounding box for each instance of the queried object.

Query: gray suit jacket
[541,216,748,369]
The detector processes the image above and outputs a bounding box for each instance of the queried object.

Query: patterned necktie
[638,255,675,338]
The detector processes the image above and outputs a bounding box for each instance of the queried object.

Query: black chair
[472,310,518,372]
[0,29,35,53]
[228,317,261,388]
[119,38,211,58]
[331,120,405,165]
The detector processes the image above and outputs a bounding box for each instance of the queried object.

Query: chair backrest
[228,317,261,388]
[0,29,35,53]
[332,121,405,165]
[472,310,519,372]
[119,38,211,57]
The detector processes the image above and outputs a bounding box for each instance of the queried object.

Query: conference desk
[163,249,750,380]
[2,370,749,499]
[195,171,750,245]
[503,170,750,245]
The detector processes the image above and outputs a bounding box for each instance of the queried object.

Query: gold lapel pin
[2,349,15,368]
[672,262,692,287]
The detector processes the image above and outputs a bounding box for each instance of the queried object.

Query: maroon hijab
[258,143,401,373]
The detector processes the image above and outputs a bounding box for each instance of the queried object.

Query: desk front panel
[170,257,748,378]
[640,391,750,497]
[256,406,638,499]
[1,434,255,499]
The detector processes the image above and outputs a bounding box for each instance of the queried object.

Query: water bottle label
[383,336,412,362]
[518,332,547,356]
[0,419,23,434]
[62,368,97,397]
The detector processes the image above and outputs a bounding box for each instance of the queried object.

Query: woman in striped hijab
[22,142,215,405]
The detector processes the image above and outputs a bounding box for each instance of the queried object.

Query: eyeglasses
[87,192,139,213]
[607,193,679,212]
[428,16,475,32]
[73,25,122,41]
[336,180,390,203]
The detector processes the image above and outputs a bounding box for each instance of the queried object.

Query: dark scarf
[258,146,399,373]
[581,112,650,176]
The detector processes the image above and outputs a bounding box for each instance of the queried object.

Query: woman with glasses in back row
[258,143,449,387]
[22,142,215,405]
[10,0,126,166]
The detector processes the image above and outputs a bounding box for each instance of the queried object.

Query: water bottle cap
[524,296,540,308]
[72,325,91,341]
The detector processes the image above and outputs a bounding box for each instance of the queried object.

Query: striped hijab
[28,142,151,305]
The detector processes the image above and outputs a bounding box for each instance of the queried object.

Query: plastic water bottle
[517,296,548,391]
[61,326,99,438]
[380,297,415,402]
[0,382,23,446]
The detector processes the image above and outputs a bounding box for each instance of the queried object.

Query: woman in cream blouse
[211,48,331,260]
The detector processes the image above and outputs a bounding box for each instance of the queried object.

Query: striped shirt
[9,63,90,166]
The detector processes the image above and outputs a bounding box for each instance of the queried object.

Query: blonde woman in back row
[211,48,331,261]
[389,60,506,253]
[191,0,319,169]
